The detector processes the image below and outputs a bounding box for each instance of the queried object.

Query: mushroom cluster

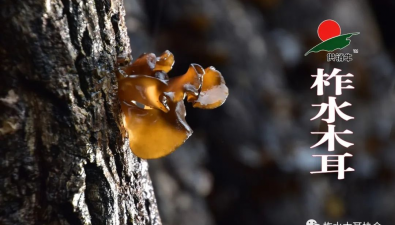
[117,50,229,159]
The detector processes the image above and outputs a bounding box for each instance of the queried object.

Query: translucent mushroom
[154,50,175,73]
[193,66,229,109]
[120,53,156,76]
[117,50,229,159]
[120,100,192,159]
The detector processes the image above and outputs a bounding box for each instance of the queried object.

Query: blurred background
[123,0,395,224]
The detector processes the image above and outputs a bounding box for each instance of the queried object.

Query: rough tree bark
[0,0,161,224]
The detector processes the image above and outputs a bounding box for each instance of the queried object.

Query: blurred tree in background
[125,0,395,225]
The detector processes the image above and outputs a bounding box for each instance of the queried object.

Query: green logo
[305,20,359,56]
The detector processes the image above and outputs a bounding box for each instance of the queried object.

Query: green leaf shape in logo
[304,32,360,56]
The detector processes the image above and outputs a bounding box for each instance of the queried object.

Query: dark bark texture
[0,0,160,224]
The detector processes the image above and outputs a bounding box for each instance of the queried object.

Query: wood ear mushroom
[117,50,229,159]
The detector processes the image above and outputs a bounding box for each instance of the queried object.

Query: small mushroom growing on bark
[117,50,228,159]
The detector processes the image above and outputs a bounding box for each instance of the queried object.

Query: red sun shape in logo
[317,20,341,41]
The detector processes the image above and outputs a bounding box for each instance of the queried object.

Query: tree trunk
[0,0,161,224]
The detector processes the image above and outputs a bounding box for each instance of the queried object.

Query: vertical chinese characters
[310,68,355,179]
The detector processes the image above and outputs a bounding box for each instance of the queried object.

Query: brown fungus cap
[117,50,229,159]
[193,66,229,109]
[120,53,156,76]
[154,50,175,73]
